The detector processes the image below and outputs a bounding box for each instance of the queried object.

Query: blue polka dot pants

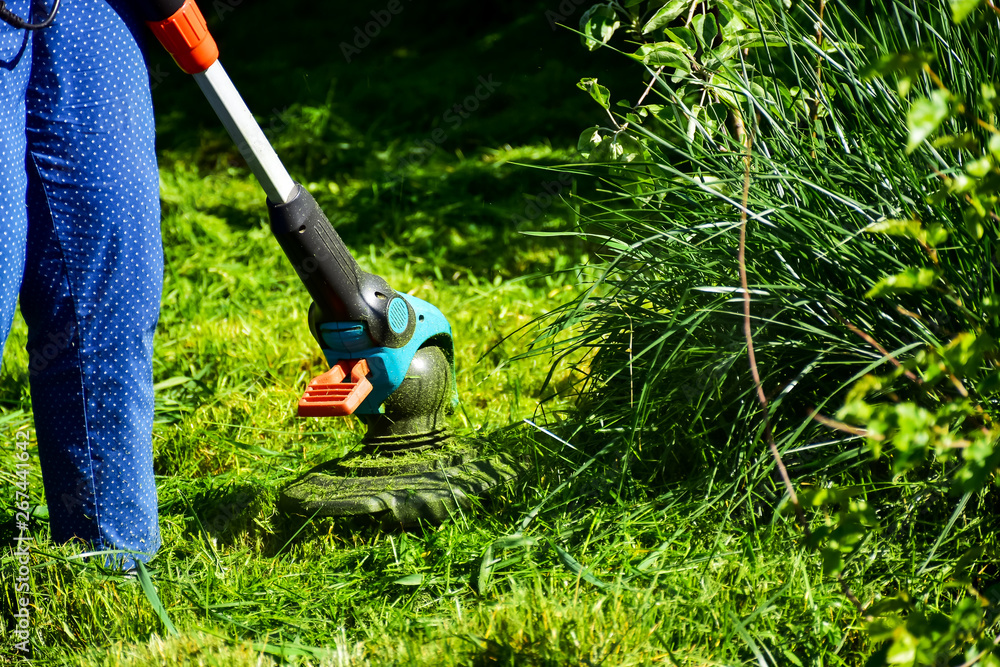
[0,0,163,564]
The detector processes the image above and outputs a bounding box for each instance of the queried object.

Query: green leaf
[634,42,691,70]
[642,0,689,34]
[731,29,787,49]
[392,573,423,586]
[925,224,949,246]
[864,218,947,247]
[982,83,998,110]
[906,90,952,153]
[861,49,934,98]
[135,560,180,637]
[580,4,621,51]
[577,78,611,109]
[707,40,740,67]
[879,402,937,473]
[964,205,986,239]
[861,49,934,80]
[957,435,1000,492]
[988,133,1000,160]
[821,547,844,576]
[940,332,994,377]
[663,26,697,52]
[865,219,924,239]
[865,267,940,298]
[829,520,867,550]
[691,13,717,49]
[611,133,643,162]
[869,595,914,621]
[951,0,984,22]
[588,133,643,163]
[577,125,603,154]
[984,293,1000,315]
[932,132,978,151]
[952,172,976,194]
[885,628,919,664]
[967,155,994,177]
[716,0,748,40]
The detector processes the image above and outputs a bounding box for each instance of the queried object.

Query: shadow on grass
[149,0,627,282]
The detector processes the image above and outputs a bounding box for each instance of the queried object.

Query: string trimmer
[135,0,526,524]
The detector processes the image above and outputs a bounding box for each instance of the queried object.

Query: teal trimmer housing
[268,184,458,449]
[314,293,454,417]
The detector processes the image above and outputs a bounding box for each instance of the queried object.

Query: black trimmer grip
[131,0,187,22]
[268,185,415,349]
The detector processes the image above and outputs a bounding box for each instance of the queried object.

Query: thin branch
[683,0,700,27]
[733,109,808,535]
[736,98,872,624]
[815,0,826,51]
[923,63,947,91]
[809,410,875,438]
[977,117,1000,134]
[620,66,665,134]
[824,302,922,385]
[838,573,873,621]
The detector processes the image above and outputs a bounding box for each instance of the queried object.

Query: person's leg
[0,4,31,357]
[20,0,163,564]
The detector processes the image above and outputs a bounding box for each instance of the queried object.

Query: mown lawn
[0,1,876,664]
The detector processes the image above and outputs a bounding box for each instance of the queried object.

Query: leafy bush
[539,0,958,479]
[534,0,1000,661]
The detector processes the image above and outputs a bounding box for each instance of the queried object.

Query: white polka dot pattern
[0,0,163,567]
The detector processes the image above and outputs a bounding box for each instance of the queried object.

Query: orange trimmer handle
[135,0,219,74]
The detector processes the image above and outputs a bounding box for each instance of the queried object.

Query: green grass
[1,0,977,664]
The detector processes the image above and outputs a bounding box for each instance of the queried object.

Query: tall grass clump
[530,0,1000,658]
[537,0,995,492]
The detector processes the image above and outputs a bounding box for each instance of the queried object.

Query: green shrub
[537,0,995,491]
[534,0,1000,660]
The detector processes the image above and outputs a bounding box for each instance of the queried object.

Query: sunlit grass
[6,0,988,664]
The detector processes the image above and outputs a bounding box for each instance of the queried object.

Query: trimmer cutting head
[282,323,532,525]
[279,340,528,526]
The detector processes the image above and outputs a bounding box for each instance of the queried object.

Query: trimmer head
[279,342,529,526]
[278,444,528,526]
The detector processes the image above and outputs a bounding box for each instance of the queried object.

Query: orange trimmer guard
[298,359,373,417]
